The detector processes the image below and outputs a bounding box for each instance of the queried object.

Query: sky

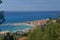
[0,0,60,11]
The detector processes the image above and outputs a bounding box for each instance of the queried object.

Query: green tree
[44,23,60,40]
[56,16,60,24]
[3,33,15,40]
[28,26,45,40]
[27,23,60,40]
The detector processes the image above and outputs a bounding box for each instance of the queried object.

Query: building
[30,20,47,26]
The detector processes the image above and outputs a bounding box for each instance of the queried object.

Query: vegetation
[3,33,15,40]
[0,17,60,40]
[27,22,60,40]
[56,16,60,24]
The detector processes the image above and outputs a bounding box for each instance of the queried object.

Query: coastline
[0,18,49,34]
[0,23,35,26]
[0,22,35,34]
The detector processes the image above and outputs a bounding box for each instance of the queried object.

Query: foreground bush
[27,23,60,40]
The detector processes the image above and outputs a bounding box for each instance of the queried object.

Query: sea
[4,11,59,23]
[0,11,59,33]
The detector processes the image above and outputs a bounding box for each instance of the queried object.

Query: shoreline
[0,23,35,26]
[0,18,50,34]
[0,23,35,34]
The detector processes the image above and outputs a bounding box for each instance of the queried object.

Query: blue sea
[0,25,32,33]
[0,11,59,33]
[4,11,58,23]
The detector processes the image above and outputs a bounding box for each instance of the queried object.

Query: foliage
[27,26,45,40]
[56,16,60,24]
[27,23,60,40]
[3,33,15,40]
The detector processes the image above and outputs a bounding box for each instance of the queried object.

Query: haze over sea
[3,11,59,23]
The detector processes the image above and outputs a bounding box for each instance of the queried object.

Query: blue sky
[0,0,60,11]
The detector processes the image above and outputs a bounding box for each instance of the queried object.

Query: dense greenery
[56,16,60,24]
[27,22,60,40]
[3,33,15,40]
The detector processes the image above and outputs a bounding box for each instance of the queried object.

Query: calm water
[0,11,59,32]
[4,11,58,23]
